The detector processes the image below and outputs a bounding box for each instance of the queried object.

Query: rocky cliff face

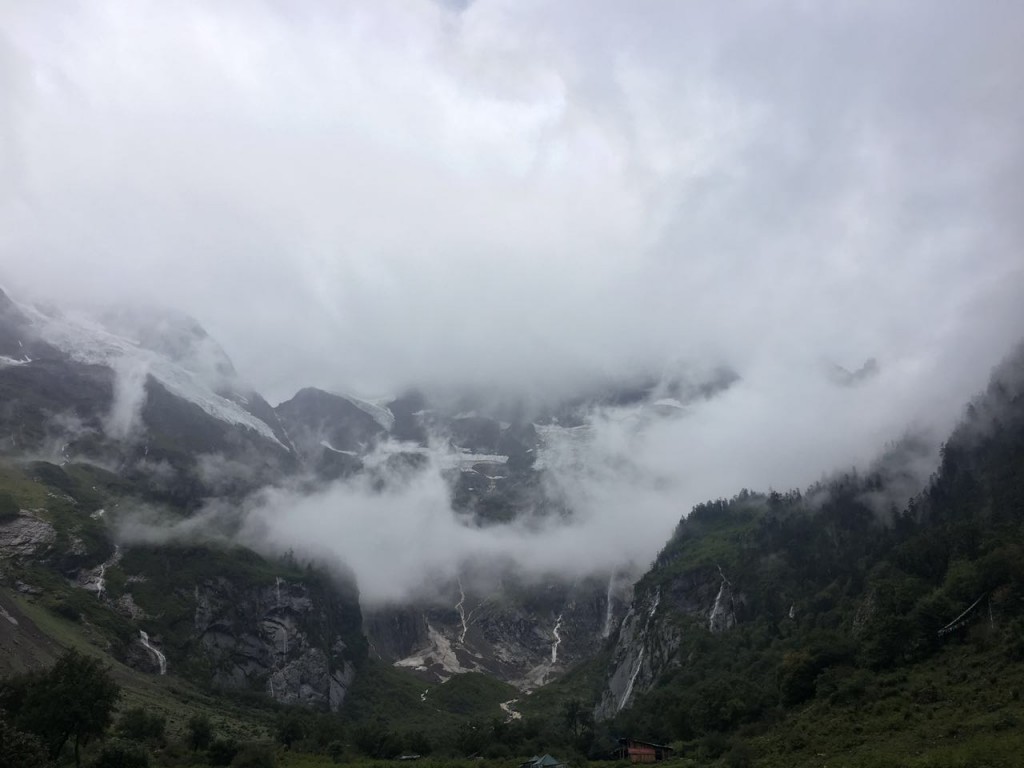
[102,545,366,711]
[191,575,358,710]
[0,513,57,560]
[366,569,633,690]
[595,564,739,719]
[275,388,388,481]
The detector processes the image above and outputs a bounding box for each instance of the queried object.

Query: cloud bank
[2,0,1021,402]
[4,1,1024,600]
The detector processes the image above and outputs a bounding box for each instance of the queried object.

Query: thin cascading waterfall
[551,612,564,664]
[708,581,726,630]
[619,646,645,711]
[455,577,469,644]
[603,573,615,638]
[708,565,731,632]
[94,545,121,599]
[96,562,106,598]
[138,630,167,675]
[618,589,660,712]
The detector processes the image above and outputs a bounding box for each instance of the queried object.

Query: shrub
[0,713,50,768]
[0,492,19,522]
[90,739,149,768]
[207,738,240,766]
[117,708,165,744]
[230,744,277,768]
[187,713,213,751]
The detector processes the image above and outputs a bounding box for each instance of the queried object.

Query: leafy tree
[563,698,584,737]
[1,649,121,767]
[207,738,240,766]
[117,707,165,744]
[778,651,818,706]
[0,711,51,768]
[352,721,394,758]
[402,729,432,756]
[454,721,487,757]
[326,740,346,763]
[186,713,213,751]
[274,712,306,750]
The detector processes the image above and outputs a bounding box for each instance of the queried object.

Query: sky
[3,1,1024,600]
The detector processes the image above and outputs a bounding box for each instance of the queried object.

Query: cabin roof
[618,738,674,750]
[521,754,565,768]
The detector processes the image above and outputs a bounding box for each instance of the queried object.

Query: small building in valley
[617,738,674,763]
[520,754,566,768]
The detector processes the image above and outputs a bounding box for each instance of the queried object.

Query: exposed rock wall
[596,565,741,719]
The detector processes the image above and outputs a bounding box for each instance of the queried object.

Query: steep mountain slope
[0,289,296,506]
[589,342,1024,764]
[0,287,657,706]
[8,280,1022,766]
[0,458,366,711]
[275,387,388,480]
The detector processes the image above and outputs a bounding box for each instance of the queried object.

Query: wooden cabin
[617,738,674,763]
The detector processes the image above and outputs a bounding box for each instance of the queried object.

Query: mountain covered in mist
[0,287,721,699]
[573,339,1024,763]
[1,285,1023,766]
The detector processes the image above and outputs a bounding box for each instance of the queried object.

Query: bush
[90,739,149,768]
[0,492,19,522]
[117,708,165,744]
[187,713,213,751]
[0,714,50,768]
[326,740,346,763]
[724,740,753,768]
[696,732,731,761]
[207,738,240,766]
[230,744,277,768]
[49,600,81,622]
[274,713,305,749]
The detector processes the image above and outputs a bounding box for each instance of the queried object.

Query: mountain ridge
[2,285,1022,767]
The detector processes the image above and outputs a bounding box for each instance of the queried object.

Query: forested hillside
[591,344,1024,766]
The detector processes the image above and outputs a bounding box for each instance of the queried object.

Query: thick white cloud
[3,0,1019,400]
[4,1,1024,598]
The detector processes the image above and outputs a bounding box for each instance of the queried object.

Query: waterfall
[708,565,731,632]
[551,612,564,664]
[603,574,615,638]
[619,646,645,711]
[618,589,660,712]
[94,545,121,599]
[138,630,167,675]
[455,577,469,644]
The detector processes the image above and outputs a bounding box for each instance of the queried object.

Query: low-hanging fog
[3,1,1024,602]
